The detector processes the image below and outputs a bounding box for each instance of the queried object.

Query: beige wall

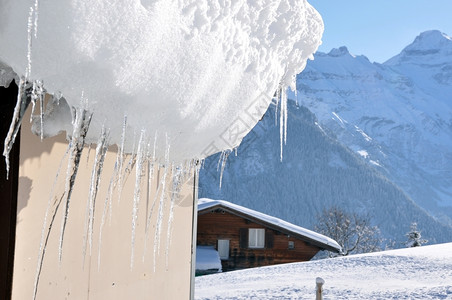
[13,116,196,299]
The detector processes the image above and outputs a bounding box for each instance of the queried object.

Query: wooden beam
[0,80,20,300]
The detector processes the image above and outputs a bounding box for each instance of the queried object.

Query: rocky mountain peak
[385,30,452,65]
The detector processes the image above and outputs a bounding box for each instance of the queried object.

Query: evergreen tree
[406,222,427,247]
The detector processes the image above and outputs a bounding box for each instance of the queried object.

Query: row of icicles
[2,3,291,299]
[2,80,201,300]
[2,78,290,300]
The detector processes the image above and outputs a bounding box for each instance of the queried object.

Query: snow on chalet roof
[198,198,341,253]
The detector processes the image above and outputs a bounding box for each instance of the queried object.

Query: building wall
[13,112,196,300]
[197,209,320,271]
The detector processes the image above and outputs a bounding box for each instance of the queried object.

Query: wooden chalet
[197,198,341,272]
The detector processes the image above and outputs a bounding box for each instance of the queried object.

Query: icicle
[217,150,230,189]
[216,150,224,172]
[7,2,41,177]
[143,168,161,263]
[165,165,182,268]
[26,6,34,80]
[3,78,31,179]
[33,0,40,38]
[130,129,146,269]
[116,115,127,201]
[283,88,288,146]
[294,86,298,106]
[153,134,170,271]
[59,107,92,262]
[29,82,37,122]
[145,132,157,220]
[98,160,119,270]
[124,129,137,174]
[85,143,93,166]
[274,88,280,126]
[32,145,70,300]
[119,129,137,203]
[39,85,44,140]
[279,86,288,161]
[83,126,109,264]
[141,133,159,263]
[29,80,45,138]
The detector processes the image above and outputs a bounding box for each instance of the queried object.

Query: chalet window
[248,228,265,248]
[288,241,295,249]
[217,240,229,260]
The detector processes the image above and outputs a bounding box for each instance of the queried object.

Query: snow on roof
[198,198,341,252]
[196,246,222,272]
[0,0,323,162]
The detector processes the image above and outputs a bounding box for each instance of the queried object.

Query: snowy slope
[195,242,452,299]
[199,101,452,244]
[297,30,452,224]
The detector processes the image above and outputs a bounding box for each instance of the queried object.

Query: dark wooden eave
[0,80,20,300]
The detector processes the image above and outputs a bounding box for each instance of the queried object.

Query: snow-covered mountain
[296,30,452,225]
[199,30,452,245]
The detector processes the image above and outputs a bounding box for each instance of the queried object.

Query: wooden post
[0,80,20,300]
[315,277,325,300]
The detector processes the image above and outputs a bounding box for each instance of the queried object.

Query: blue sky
[309,1,452,63]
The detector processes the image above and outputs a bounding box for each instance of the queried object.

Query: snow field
[195,243,452,299]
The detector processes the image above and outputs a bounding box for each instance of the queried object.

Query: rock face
[199,31,452,245]
[297,30,452,225]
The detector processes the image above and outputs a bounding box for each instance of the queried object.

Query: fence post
[315,277,324,300]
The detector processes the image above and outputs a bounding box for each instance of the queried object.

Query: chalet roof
[198,198,342,253]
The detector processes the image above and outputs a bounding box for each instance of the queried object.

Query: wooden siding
[197,209,320,271]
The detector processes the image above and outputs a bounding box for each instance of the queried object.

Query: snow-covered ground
[195,243,452,299]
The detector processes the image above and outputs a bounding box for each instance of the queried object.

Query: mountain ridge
[296,30,452,225]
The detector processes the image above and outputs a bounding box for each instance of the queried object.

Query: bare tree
[315,206,382,256]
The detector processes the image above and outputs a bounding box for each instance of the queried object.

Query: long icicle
[143,167,161,263]
[116,115,127,202]
[119,129,137,201]
[283,88,288,146]
[153,134,170,271]
[33,194,65,300]
[39,82,44,140]
[3,78,31,179]
[130,129,146,269]
[33,0,40,39]
[219,150,230,189]
[26,6,34,80]
[98,158,120,270]
[279,86,285,161]
[165,165,182,268]
[59,107,92,262]
[4,2,39,178]
[29,82,37,121]
[83,126,109,265]
[145,132,158,227]
[32,144,70,300]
